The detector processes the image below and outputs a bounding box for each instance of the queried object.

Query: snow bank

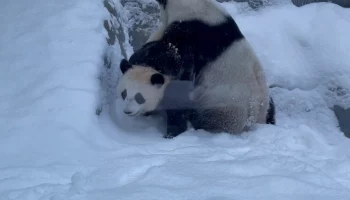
[1,0,350,199]
[0,0,118,197]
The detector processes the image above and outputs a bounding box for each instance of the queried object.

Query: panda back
[128,41,193,79]
[155,16,244,79]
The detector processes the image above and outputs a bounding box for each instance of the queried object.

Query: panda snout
[123,108,139,116]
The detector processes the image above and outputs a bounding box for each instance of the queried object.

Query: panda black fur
[118,0,276,138]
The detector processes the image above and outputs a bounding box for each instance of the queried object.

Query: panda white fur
[118,0,275,138]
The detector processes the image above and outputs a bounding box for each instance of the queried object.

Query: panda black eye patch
[135,93,146,104]
[151,73,165,86]
[121,89,127,100]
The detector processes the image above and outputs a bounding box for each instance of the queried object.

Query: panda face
[117,66,170,116]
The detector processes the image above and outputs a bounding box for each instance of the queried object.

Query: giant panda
[117,58,198,139]
[117,0,276,138]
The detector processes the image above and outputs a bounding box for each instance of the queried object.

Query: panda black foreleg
[163,109,189,139]
[266,96,276,125]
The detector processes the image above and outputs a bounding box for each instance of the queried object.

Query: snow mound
[1,0,350,199]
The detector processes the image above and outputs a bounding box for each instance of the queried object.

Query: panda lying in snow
[116,0,276,139]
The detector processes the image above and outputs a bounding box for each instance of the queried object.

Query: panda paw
[164,125,186,139]
[163,134,175,139]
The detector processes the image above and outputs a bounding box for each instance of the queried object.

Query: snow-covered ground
[1,0,350,199]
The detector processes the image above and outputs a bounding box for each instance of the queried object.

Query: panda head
[117,59,171,116]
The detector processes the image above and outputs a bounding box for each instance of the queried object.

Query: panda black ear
[151,73,165,86]
[120,59,132,74]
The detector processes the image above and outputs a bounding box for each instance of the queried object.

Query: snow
[1,0,350,199]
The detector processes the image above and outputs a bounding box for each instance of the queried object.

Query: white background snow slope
[1,0,350,199]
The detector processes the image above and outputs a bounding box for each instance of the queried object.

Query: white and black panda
[117,0,276,138]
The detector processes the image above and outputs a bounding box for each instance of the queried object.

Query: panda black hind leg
[190,105,248,135]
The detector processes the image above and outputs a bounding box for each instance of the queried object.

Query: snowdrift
[1,0,350,199]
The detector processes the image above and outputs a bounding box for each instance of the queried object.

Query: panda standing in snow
[117,0,275,139]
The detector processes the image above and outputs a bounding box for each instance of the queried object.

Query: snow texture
[1,0,350,199]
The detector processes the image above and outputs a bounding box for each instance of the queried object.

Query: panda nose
[124,110,132,115]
